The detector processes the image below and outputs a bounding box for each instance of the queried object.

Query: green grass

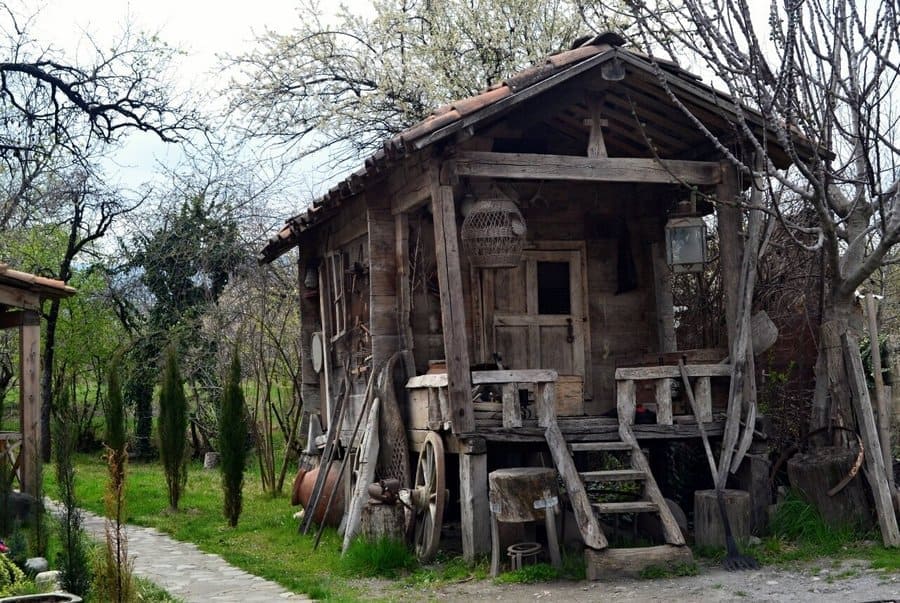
[403,554,488,588]
[341,537,416,579]
[638,561,699,579]
[44,453,355,601]
[494,562,559,584]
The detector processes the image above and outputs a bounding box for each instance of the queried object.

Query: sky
[26,0,372,193]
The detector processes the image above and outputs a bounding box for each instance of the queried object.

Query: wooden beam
[453,152,722,185]
[843,333,900,547]
[19,316,40,498]
[615,364,732,380]
[0,286,40,311]
[368,190,399,365]
[459,451,491,559]
[0,310,39,330]
[717,161,742,350]
[585,94,608,158]
[429,166,475,434]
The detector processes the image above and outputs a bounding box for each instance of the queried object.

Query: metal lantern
[665,215,707,273]
[460,194,527,268]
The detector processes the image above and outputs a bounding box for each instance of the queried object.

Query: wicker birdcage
[460,196,527,268]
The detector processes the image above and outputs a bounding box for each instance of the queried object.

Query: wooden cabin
[260,34,812,573]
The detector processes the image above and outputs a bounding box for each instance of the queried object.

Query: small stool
[489,467,561,577]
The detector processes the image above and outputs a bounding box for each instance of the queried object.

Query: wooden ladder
[535,381,686,551]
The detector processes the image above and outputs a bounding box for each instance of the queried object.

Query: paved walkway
[51,503,311,602]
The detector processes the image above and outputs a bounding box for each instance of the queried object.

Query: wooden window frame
[326,250,347,340]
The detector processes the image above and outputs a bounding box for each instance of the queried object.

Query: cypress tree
[158,345,188,511]
[219,350,248,527]
[96,354,134,602]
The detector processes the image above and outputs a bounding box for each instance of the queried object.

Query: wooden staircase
[535,381,693,579]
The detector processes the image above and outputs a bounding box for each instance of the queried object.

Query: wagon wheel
[412,431,445,563]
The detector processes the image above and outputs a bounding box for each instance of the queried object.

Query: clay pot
[291,464,345,526]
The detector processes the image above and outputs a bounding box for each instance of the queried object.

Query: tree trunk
[40,297,60,462]
[810,295,862,438]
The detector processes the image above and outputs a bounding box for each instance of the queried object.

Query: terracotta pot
[291,464,345,526]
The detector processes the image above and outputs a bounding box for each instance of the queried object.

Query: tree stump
[694,489,751,548]
[203,452,220,470]
[488,467,561,576]
[360,502,405,542]
[787,446,873,530]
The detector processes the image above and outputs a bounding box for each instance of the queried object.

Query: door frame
[470,240,592,398]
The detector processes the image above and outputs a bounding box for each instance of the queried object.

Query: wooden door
[481,248,587,379]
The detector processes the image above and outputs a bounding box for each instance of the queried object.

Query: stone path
[53,503,311,602]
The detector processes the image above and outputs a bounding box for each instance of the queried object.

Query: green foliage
[742,490,875,565]
[0,554,26,596]
[341,537,417,579]
[105,354,127,454]
[404,554,488,588]
[219,350,248,527]
[158,345,189,511]
[638,562,700,579]
[53,387,92,597]
[493,562,559,584]
[97,353,134,603]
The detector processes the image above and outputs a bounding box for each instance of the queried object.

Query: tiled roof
[258,32,808,263]
[0,263,77,301]
[260,34,631,263]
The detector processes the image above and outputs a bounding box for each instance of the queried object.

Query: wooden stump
[203,452,220,470]
[488,467,561,576]
[694,489,750,548]
[360,503,405,542]
[787,447,872,530]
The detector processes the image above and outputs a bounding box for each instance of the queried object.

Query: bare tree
[624,0,900,432]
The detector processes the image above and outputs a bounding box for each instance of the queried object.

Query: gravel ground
[353,558,900,602]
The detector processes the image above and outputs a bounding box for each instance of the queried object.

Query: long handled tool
[679,360,758,570]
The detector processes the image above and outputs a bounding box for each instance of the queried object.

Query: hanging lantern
[460,194,527,268]
[665,191,707,273]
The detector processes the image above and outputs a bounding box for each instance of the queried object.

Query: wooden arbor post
[18,311,41,498]
[428,163,490,559]
[0,300,43,499]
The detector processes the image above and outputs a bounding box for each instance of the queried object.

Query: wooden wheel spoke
[413,431,445,562]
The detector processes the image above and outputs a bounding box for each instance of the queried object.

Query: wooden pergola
[0,263,75,497]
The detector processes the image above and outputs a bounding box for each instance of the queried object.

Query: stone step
[592,500,658,514]
[580,469,646,482]
[570,442,632,452]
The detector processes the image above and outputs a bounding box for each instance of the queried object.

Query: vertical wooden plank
[369,191,399,366]
[717,161,742,354]
[437,388,452,431]
[843,333,900,547]
[426,389,442,431]
[470,267,485,363]
[460,451,491,559]
[655,378,673,425]
[19,315,40,498]
[651,241,676,353]
[695,377,713,422]
[525,258,540,369]
[395,213,416,373]
[536,382,557,428]
[482,269,496,357]
[297,245,322,417]
[865,294,895,494]
[616,379,636,426]
[429,166,475,433]
[501,383,522,428]
[586,95,608,159]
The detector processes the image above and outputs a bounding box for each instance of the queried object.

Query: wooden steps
[580,469,646,482]
[585,545,694,580]
[593,500,659,514]
[570,441,631,452]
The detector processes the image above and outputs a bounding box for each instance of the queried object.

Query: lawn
[44,453,355,601]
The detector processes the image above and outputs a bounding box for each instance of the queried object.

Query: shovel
[678,360,759,571]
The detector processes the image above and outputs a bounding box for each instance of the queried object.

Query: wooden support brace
[655,378,673,425]
[501,383,522,428]
[617,379,636,426]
